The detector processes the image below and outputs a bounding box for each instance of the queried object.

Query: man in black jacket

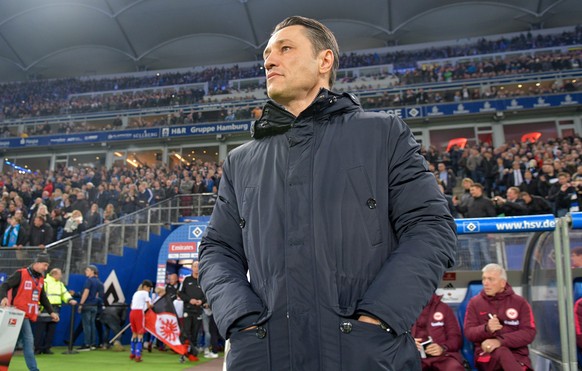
[199,16,456,371]
[520,192,552,215]
[178,261,204,362]
[28,215,54,248]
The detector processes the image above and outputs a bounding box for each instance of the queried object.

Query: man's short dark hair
[470,183,484,191]
[272,16,339,89]
[572,247,582,256]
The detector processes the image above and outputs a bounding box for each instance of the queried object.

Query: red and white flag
[144,295,188,355]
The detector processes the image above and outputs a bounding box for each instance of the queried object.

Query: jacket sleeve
[464,297,495,344]
[497,299,536,348]
[356,116,457,335]
[61,282,73,303]
[442,303,463,352]
[198,156,264,339]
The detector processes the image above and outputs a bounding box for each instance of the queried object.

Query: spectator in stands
[71,191,90,217]
[2,215,28,247]
[62,210,84,238]
[136,182,153,209]
[492,187,527,216]
[549,172,577,216]
[84,203,102,230]
[454,183,496,218]
[49,209,65,241]
[482,151,497,197]
[199,16,456,370]
[412,293,465,371]
[464,263,536,371]
[453,178,474,217]
[518,170,540,196]
[520,192,553,215]
[505,161,525,188]
[435,162,456,195]
[27,215,54,248]
[0,201,8,235]
[151,181,166,204]
[35,268,77,355]
[119,186,138,216]
[571,247,582,268]
[103,203,118,223]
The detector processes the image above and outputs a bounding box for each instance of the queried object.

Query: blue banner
[570,212,582,229]
[456,214,556,234]
[0,122,252,149]
[424,92,581,118]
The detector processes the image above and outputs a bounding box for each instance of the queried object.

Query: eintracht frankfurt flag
[144,295,188,355]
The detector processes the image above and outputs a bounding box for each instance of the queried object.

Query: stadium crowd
[2,133,582,249]
[0,27,580,128]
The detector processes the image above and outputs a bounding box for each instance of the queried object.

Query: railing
[0,194,215,282]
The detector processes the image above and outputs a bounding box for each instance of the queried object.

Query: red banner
[144,296,188,355]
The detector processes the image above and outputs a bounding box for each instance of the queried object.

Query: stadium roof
[0,0,581,82]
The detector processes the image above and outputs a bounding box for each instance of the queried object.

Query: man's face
[469,186,482,198]
[168,274,178,285]
[572,253,582,268]
[263,25,324,107]
[191,262,199,277]
[437,163,445,172]
[34,217,44,227]
[33,262,49,275]
[507,189,518,201]
[482,270,506,296]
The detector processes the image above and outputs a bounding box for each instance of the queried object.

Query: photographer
[492,187,527,217]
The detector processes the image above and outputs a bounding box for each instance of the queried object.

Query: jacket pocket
[346,166,383,247]
[338,319,420,371]
[227,324,270,371]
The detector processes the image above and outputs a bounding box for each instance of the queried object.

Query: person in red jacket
[0,253,59,371]
[412,293,465,370]
[464,263,536,371]
[574,297,582,349]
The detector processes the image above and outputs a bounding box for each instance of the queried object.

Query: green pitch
[8,347,222,370]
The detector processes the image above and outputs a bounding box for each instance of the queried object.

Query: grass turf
[8,346,220,371]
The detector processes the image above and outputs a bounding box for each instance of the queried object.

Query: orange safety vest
[12,268,44,322]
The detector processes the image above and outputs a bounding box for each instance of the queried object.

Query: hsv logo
[169,242,197,253]
[433,312,444,321]
[8,318,17,326]
[506,308,518,319]
[24,281,33,290]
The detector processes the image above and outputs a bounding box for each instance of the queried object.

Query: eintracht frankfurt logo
[433,312,443,321]
[506,308,518,319]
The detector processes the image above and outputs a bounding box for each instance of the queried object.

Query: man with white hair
[464,264,536,371]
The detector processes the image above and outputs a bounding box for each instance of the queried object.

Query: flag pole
[109,323,131,344]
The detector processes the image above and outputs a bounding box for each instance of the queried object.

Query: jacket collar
[251,89,361,139]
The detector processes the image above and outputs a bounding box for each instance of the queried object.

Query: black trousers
[34,319,57,352]
[183,312,201,356]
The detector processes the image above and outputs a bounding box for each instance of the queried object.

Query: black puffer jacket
[200,89,457,371]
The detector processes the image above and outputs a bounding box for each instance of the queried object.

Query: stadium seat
[457,281,483,370]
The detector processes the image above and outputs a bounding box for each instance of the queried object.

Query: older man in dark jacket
[199,16,456,371]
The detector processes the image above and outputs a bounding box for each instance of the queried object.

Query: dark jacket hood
[251,89,361,139]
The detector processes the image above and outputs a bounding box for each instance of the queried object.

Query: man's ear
[318,49,334,77]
